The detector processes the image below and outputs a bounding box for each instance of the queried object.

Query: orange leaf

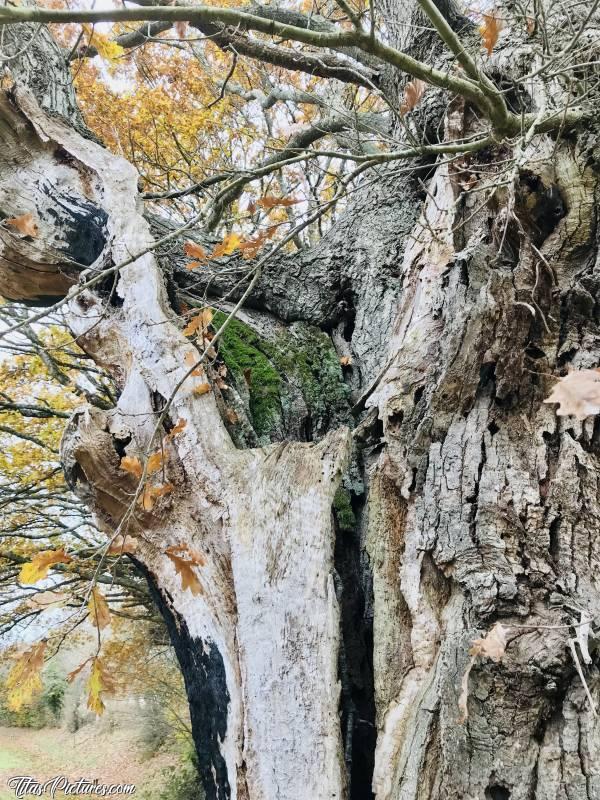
[170,418,187,437]
[400,79,427,116]
[88,587,111,630]
[138,482,174,512]
[6,212,39,237]
[257,195,300,210]
[186,260,207,271]
[165,549,203,595]
[146,451,163,476]
[184,241,208,260]
[479,12,503,56]
[340,355,352,366]
[194,383,211,396]
[120,455,142,479]
[183,307,214,337]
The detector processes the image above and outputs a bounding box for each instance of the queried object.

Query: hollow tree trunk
[2,4,600,800]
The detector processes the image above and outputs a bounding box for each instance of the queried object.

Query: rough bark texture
[2,3,600,799]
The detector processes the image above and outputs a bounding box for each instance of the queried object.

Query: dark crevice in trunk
[134,559,230,800]
[333,488,376,800]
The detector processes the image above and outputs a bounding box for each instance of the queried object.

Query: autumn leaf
[183,307,214,337]
[212,233,242,258]
[86,656,114,715]
[184,241,208,261]
[26,590,67,609]
[169,418,187,437]
[400,79,426,116]
[67,657,92,684]
[186,261,207,271]
[88,586,111,630]
[340,355,352,366]
[6,641,47,711]
[193,382,211,396]
[107,535,138,555]
[479,12,503,56]
[167,543,206,566]
[138,482,174,512]
[147,451,163,476]
[19,549,72,585]
[458,623,507,722]
[257,195,300,210]
[225,407,238,424]
[5,212,39,238]
[120,455,143,479]
[165,547,204,595]
[544,368,600,420]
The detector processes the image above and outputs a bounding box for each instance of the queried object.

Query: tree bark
[2,5,600,800]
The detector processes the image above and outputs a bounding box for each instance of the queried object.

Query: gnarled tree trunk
[2,3,600,799]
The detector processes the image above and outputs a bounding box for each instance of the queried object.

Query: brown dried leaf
[544,368,600,420]
[146,451,163,476]
[183,307,214,337]
[169,418,187,437]
[120,455,143,479]
[340,355,352,366]
[184,241,207,260]
[479,12,503,56]
[194,382,211,396]
[88,587,111,630]
[257,195,300,210]
[6,212,39,238]
[400,79,426,116]
[165,549,203,595]
[107,535,138,555]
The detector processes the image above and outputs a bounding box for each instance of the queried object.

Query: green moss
[333,487,356,531]
[213,312,282,438]
[212,312,349,442]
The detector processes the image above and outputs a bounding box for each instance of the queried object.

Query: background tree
[0,0,599,798]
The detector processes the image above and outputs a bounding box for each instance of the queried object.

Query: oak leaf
[169,418,187,437]
[194,383,211,396]
[138,482,174,511]
[212,233,242,258]
[107,535,138,555]
[257,195,299,210]
[6,212,39,238]
[183,307,213,337]
[479,12,503,55]
[544,369,600,420]
[146,451,163,476]
[165,548,204,595]
[6,641,47,711]
[88,587,111,630]
[400,79,426,116]
[86,657,114,715]
[120,455,143,478]
[19,549,72,585]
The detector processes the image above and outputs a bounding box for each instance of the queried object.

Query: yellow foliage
[5,642,47,711]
